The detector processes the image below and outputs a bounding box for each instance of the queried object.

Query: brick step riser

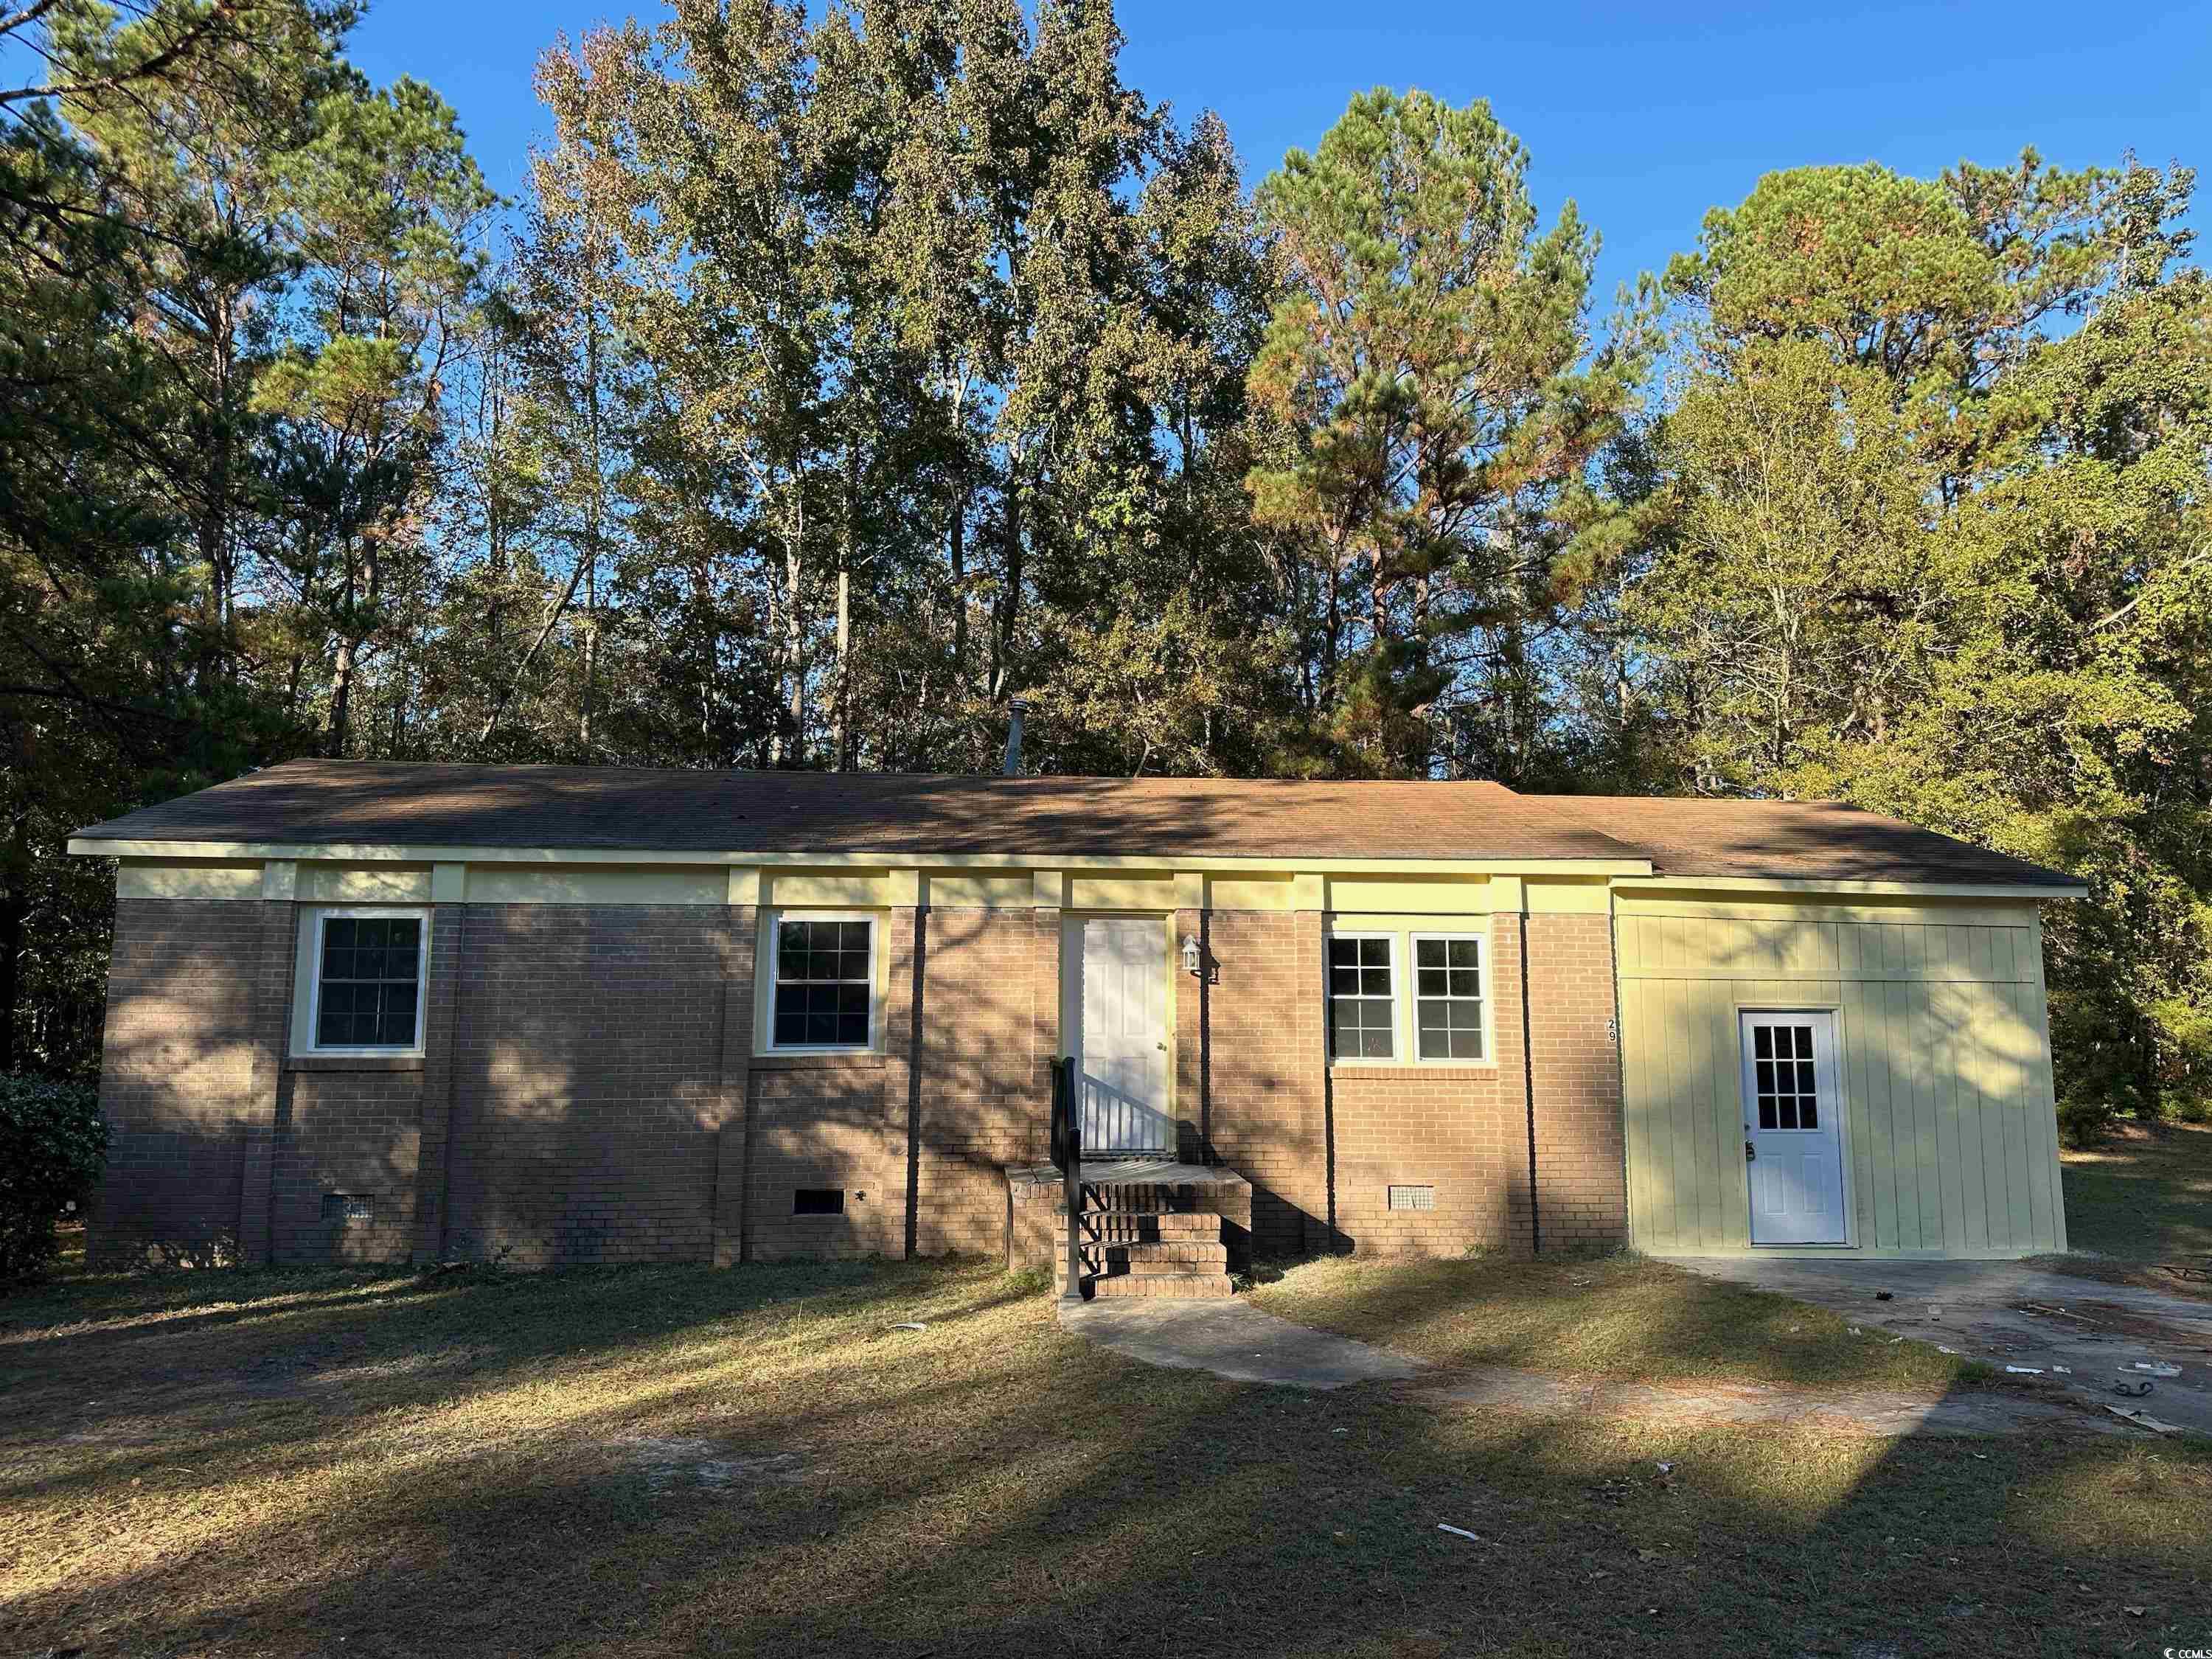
[1076,1273,1234,1300]
[1063,1214,1219,1241]
[1058,1254,1228,1280]
[1098,1242,1229,1265]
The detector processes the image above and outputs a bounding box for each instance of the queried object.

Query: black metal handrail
[1049,1054,1085,1304]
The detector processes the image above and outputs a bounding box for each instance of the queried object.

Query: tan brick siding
[444,905,725,1266]
[91,900,284,1267]
[92,890,1631,1270]
[271,1069,422,1263]
[1526,911,1629,1250]
[1202,910,1331,1257]
[745,1058,902,1259]
[908,907,1043,1255]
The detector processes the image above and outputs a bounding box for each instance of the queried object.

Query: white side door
[1740,1009,1848,1245]
[1079,918,1172,1155]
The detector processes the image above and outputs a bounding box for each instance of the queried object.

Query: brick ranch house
[72,761,2085,1295]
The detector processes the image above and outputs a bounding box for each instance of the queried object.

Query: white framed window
[1326,932,1397,1060]
[768,913,877,1051]
[1411,933,1488,1062]
[300,907,429,1055]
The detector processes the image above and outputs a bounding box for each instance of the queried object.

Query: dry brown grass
[3,1256,2208,1658]
[2049,1119,2212,1295]
[1249,1253,1971,1388]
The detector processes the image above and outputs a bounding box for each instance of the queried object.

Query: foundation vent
[793,1188,846,1217]
[322,1193,375,1222]
[1386,1184,1436,1212]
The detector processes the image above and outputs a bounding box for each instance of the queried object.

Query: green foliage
[1644,154,2208,1124]
[1248,88,1656,776]
[0,1074,106,1279]
[1,1,2208,1143]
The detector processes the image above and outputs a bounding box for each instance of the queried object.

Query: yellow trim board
[69,836,1655,877]
[1615,875,2085,901]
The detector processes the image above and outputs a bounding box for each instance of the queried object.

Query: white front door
[1079,918,1173,1156]
[1740,1009,1848,1245]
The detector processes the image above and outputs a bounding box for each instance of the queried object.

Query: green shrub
[0,1075,108,1281]
[2055,1091,2115,1148]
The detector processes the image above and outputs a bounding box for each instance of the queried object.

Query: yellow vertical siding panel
[1620,981,1654,1246]
[1648,979,1687,1247]
[1937,973,1975,1255]
[1912,983,1947,1250]
[2000,979,2051,1249]
[1982,987,2017,1248]
[2027,920,2065,1251]
[1867,987,1902,1248]
[1938,979,1986,1253]
[1843,984,1879,1248]
[1978,983,2027,1251]
[1694,976,1730,1248]
[1663,982,1690,1239]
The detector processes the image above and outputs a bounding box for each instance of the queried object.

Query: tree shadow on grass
[4,1259,2208,1659]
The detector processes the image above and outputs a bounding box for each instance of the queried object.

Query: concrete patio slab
[1664,1256,2212,1437]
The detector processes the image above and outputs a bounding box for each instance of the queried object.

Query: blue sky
[23,1,2211,300]
[338,0,2210,302]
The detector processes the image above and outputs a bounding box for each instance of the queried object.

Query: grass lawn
[4,1258,2209,1659]
[2052,1119,2212,1292]
[1248,1253,1969,1389]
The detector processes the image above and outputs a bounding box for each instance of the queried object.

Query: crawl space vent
[1386,1184,1436,1212]
[793,1188,845,1217]
[322,1193,374,1222]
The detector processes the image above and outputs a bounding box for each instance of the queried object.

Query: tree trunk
[990,465,1023,701]
[0,809,26,1075]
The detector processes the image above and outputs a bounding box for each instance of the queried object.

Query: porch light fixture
[1180,933,1202,975]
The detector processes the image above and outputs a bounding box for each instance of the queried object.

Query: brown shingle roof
[1531,795,2076,888]
[72,760,2083,888]
[72,760,1631,862]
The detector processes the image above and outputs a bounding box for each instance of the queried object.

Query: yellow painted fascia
[1613,874,2086,902]
[70,836,1653,878]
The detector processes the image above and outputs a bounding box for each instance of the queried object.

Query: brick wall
[91,890,1630,1271]
[745,1057,902,1259]
[91,900,284,1267]
[1201,909,1331,1257]
[908,906,1043,1255]
[271,1068,422,1264]
[444,905,724,1266]
[1526,911,1629,1251]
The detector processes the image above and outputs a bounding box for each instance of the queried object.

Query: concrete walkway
[1665,1256,2212,1437]
[1060,1287,2174,1439]
[1057,1298,1422,1389]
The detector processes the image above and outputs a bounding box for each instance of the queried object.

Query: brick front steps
[1054,1208,1234,1301]
[1006,1161,1255,1298]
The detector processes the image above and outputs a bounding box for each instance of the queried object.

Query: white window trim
[1409,931,1494,1066]
[1325,929,1399,1064]
[299,905,430,1057]
[765,909,880,1054]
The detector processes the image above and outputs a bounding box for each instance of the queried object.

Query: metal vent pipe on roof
[1002,698,1029,776]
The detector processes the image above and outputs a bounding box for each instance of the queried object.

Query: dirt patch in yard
[610,1436,818,1494]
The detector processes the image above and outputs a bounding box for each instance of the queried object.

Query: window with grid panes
[313,914,424,1049]
[1327,935,1395,1059]
[1413,936,1486,1060]
[771,918,874,1049]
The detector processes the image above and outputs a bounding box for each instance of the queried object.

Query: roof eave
[1613,874,2089,900]
[69,836,1657,876]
